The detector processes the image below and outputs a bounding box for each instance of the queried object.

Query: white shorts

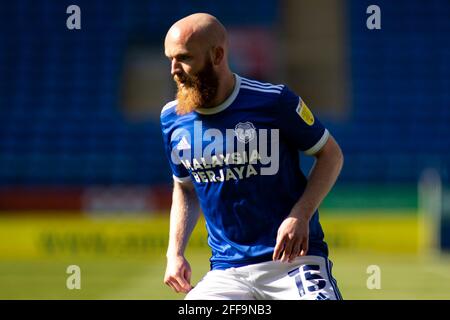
[185,255,342,300]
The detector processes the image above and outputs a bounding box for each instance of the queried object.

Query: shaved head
[164,13,234,115]
[165,13,228,56]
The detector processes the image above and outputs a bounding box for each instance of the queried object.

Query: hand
[164,255,193,293]
[273,216,309,263]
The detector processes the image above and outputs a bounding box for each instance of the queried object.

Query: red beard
[174,58,219,115]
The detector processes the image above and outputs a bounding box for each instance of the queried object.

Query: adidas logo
[315,292,330,300]
[176,136,191,150]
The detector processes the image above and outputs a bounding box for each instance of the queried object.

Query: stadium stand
[0,0,448,189]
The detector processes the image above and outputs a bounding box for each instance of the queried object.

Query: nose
[171,59,182,77]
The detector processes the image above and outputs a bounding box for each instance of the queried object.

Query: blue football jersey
[160,74,330,270]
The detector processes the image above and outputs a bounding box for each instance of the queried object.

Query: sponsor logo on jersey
[170,121,280,180]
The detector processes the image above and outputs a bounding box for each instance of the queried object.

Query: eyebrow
[165,52,191,60]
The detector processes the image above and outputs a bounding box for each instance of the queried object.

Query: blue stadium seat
[0,0,448,186]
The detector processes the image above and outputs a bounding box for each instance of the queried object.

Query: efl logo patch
[296,100,314,126]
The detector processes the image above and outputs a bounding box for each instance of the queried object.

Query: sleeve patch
[296,100,315,126]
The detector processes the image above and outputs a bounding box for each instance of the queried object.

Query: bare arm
[164,179,201,293]
[291,135,344,221]
[273,135,344,262]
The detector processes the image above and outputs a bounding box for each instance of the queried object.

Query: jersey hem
[210,247,329,270]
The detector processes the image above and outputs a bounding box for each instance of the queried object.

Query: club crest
[234,122,256,143]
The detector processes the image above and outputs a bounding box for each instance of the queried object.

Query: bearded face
[174,56,219,115]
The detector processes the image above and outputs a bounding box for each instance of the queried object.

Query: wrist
[166,250,185,260]
[289,213,311,223]
[289,205,315,222]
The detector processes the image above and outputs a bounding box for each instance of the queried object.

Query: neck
[209,70,235,107]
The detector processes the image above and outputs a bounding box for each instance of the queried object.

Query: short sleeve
[160,116,191,183]
[275,86,330,155]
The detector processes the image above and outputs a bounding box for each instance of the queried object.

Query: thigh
[185,269,255,300]
[255,256,343,300]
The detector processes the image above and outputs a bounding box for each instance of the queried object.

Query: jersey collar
[195,74,241,115]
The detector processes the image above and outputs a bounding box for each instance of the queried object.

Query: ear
[211,46,224,66]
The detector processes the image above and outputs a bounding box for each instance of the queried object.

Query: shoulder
[160,99,178,118]
[160,99,179,126]
[239,76,286,97]
[237,76,300,112]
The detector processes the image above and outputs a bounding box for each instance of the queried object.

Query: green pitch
[1,249,449,299]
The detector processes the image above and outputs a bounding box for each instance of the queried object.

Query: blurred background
[0,0,449,299]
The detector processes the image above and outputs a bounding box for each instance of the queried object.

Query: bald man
[161,13,344,300]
